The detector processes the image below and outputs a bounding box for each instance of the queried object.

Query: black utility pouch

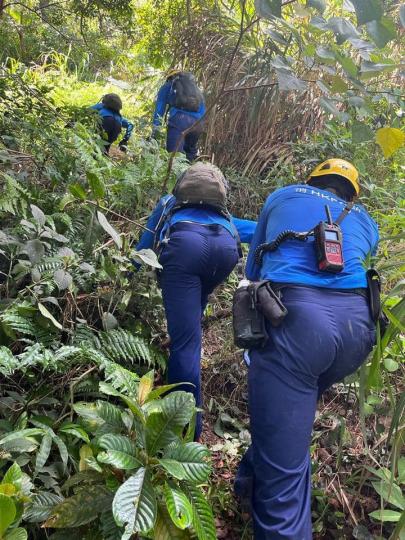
[255,281,288,327]
[366,269,388,336]
[233,284,268,349]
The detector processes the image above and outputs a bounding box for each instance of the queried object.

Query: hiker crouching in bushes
[91,93,134,154]
[134,162,256,440]
[152,71,205,162]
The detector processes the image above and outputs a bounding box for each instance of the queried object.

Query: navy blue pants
[100,116,121,154]
[159,223,239,439]
[167,112,203,162]
[235,286,376,539]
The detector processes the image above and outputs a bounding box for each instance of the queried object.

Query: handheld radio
[255,202,354,274]
[313,205,344,273]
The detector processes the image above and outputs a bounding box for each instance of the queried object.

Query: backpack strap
[152,195,177,253]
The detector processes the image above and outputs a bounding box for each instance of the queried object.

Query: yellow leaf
[0,483,17,496]
[138,370,154,405]
[79,445,93,471]
[375,127,405,158]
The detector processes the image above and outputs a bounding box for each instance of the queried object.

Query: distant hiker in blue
[91,93,134,154]
[135,163,256,440]
[235,159,379,539]
[152,70,206,162]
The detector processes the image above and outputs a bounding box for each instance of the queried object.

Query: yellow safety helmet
[307,158,360,196]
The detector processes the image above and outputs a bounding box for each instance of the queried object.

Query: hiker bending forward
[152,71,205,162]
[136,163,256,439]
[235,159,379,539]
[91,93,134,154]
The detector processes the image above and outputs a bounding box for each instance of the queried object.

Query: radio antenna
[325,205,333,225]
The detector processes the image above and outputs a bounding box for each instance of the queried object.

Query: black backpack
[171,73,203,113]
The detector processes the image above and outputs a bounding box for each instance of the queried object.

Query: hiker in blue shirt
[91,93,134,154]
[135,163,256,440]
[235,159,378,540]
[152,70,206,162]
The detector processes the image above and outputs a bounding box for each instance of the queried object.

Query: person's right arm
[152,83,170,128]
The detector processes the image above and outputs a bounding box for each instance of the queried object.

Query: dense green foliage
[0,0,404,539]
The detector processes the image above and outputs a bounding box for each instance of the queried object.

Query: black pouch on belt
[233,283,268,349]
[366,268,388,336]
[255,281,288,327]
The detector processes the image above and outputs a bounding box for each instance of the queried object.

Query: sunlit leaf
[38,302,63,330]
[97,211,122,249]
[0,494,16,536]
[132,248,162,269]
[375,127,405,158]
[369,509,402,522]
[164,483,192,530]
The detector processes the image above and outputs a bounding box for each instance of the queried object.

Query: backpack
[172,162,228,215]
[153,164,241,258]
[171,72,203,113]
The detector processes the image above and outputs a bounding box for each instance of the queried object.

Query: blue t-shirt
[246,185,379,289]
[152,81,206,127]
[136,195,256,253]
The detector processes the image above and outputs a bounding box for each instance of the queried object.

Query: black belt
[271,282,368,299]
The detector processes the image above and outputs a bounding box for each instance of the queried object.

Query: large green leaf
[164,483,192,530]
[275,69,307,92]
[4,528,28,540]
[112,468,157,534]
[97,435,141,470]
[254,0,282,18]
[35,434,52,473]
[159,443,211,483]
[182,483,216,540]
[319,97,349,122]
[146,392,195,456]
[366,17,396,48]
[2,464,22,490]
[97,211,122,249]
[372,480,404,510]
[0,428,44,445]
[58,423,90,444]
[23,492,63,523]
[0,494,16,536]
[352,121,374,143]
[350,0,383,25]
[369,509,402,522]
[44,486,113,528]
[87,171,105,199]
[154,505,190,540]
[326,17,359,44]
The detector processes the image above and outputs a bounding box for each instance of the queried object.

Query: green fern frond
[103,361,140,396]
[98,329,156,366]
[0,173,30,216]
